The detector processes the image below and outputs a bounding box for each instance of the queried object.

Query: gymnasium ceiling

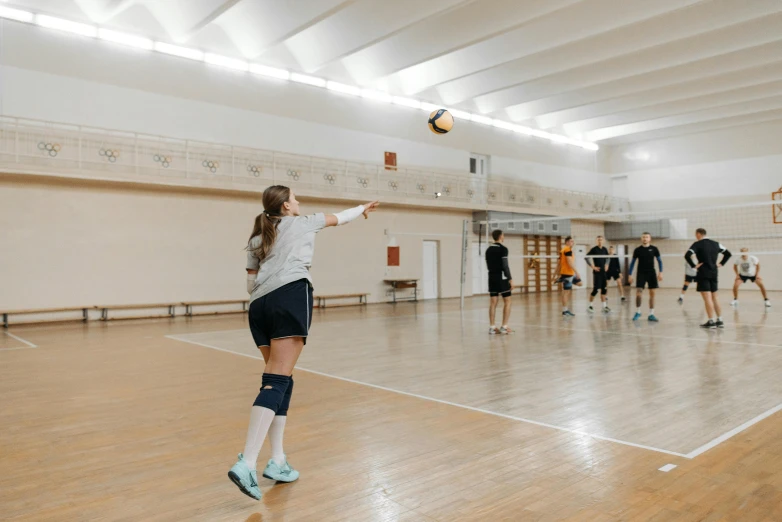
[8,0,782,145]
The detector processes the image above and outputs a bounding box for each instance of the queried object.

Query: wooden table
[384,279,418,303]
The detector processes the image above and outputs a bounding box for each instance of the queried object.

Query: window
[470,153,489,176]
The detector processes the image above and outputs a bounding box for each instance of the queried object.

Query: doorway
[422,240,440,299]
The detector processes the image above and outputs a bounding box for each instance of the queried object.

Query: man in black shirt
[628,232,663,322]
[606,245,626,301]
[485,229,513,334]
[685,227,732,329]
[586,235,610,313]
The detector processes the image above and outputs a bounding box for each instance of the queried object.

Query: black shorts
[249,279,313,348]
[740,275,757,283]
[607,271,621,281]
[489,275,512,298]
[685,275,696,283]
[636,271,659,289]
[697,276,718,293]
[593,271,607,290]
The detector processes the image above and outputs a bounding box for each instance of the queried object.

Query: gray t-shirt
[247,213,326,302]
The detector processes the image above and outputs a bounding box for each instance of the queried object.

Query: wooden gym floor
[2,289,782,521]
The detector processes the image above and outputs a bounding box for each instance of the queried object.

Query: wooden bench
[2,306,91,327]
[182,299,249,317]
[314,293,368,308]
[97,303,178,321]
[383,279,418,303]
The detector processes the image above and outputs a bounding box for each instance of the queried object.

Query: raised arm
[324,201,379,227]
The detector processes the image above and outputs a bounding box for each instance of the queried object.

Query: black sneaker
[700,320,716,329]
[715,319,724,328]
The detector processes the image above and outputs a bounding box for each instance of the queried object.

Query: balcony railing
[0,116,627,215]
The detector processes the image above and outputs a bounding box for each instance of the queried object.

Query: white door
[575,245,588,289]
[422,241,439,299]
[472,243,489,295]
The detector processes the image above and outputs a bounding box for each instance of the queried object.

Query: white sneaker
[499,326,513,335]
[731,300,738,306]
[489,327,499,335]
[587,305,594,313]
[765,300,772,307]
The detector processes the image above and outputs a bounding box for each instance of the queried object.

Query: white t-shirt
[735,255,759,277]
[684,260,697,277]
[246,213,327,302]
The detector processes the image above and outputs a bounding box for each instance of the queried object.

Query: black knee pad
[252,373,291,413]
[276,376,294,416]
[590,288,599,297]
[601,288,607,295]
[682,285,688,291]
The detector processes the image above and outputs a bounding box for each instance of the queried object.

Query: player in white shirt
[678,259,698,304]
[732,248,771,307]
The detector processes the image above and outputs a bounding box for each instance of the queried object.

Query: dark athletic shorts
[593,271,607,290]
[607,271,621,281]
[557,274,581,290]
[697,275,718,293]
[740,275,757,284]
[636,270,659,289]
[249,278,313,348]
[685,275,696,283]
[489,274,512,298]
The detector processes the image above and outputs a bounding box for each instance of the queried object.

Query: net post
[460,219,469,309]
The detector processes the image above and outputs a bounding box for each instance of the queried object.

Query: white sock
[636,308,641,314]
[242,406,276,470]
[501,324,508,328]
[490,324,496,328]
[268,415,287,467]
[680,294,684,299]
[650,309,655,315]
[717,316,722,322]
[602,301,607,309]
[563,306,568,312]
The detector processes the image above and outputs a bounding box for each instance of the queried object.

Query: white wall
[0,20,607,193]
[606,120,782,204]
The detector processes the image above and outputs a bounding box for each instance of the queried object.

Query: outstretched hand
[363,201,379,219]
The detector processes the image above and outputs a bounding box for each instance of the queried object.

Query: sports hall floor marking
[658,464,677,473]
[165,333,688,459]
[1,331,37,350]
[167,305,782,461]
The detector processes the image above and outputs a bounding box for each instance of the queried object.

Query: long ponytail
[247,185,290,262]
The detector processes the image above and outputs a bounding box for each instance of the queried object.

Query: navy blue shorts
[557,275,581,290]
[249,279,313,348]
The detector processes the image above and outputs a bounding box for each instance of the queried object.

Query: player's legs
[733,277,741,301]
[649,288,655,310]
[755,277,769,300]
[617,278,625,300]
[712,290,722,319]
[501,295,512,329]
[635,288,643,309]
[489,295,499,329]
[701,291,715,319]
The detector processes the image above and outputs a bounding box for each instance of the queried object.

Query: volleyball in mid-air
[428,109,454,134]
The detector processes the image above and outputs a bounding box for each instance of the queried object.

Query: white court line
[2,331,37,348]
[684,402,782,459]
[658,464,677,472]
[165,333,688,459]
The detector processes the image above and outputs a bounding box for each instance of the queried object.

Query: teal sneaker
[648,314,659,322]
[632,312,642,321]
[263,456,299,483]
[228,453,261,500]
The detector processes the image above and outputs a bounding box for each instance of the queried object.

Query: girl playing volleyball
[228,185,378,500]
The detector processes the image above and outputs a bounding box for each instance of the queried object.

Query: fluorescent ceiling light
[250,64,289,80]
[36,15,96,37]
[492,120,515,131]
[98,28,152,50]
[205,53,248,71]
[361,89,393,103]
[392,96,421,109]
[471,114,493,126]
[154,42,203,61]
[419,102,440,113]
[513,125,533,135]
[290,73,326,87]
[0,6,34,22]
[448,109,471,120]
[326,81,360,95]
